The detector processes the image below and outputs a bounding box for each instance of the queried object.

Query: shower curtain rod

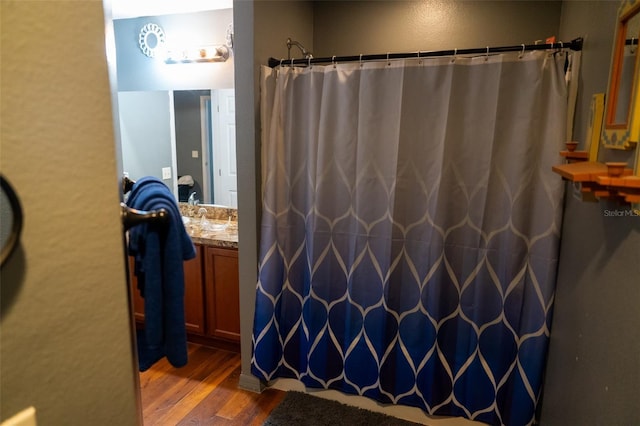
[268,37,583,68]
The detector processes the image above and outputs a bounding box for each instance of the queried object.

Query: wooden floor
[139,343,285,425]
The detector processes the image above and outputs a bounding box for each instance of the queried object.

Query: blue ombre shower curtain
[252,50,568,426]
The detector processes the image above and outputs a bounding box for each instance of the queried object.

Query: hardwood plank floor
[139,343,285,425]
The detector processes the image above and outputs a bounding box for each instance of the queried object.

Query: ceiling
[109,0,232,20]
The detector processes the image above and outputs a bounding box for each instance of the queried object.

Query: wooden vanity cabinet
[203,246,240,343]
[128,244,206,335]
[128,243,240,350]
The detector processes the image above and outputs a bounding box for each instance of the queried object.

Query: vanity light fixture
[164,45,230,64]
[137,22,231,64]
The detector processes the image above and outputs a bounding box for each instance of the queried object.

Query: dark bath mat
[262,391,423,426]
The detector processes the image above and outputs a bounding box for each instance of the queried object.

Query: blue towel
[126,176,196,371]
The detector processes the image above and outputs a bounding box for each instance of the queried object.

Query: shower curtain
[253,50,567,426]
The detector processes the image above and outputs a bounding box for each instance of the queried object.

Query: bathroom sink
[204,223,228,232]
[181,215,238,240]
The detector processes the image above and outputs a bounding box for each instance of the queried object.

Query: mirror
[174,89,237,208]
[119,89,237,208]
[602,0,640,149]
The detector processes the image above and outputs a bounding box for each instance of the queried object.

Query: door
[212,89,237,207]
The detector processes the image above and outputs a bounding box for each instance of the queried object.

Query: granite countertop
[185,219,238,249]
[179,203,239,249]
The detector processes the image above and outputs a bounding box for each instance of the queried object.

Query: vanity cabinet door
[183,245,205,334]
[204,246,240,342]
[128,256,146,324]
[128,245,205,335]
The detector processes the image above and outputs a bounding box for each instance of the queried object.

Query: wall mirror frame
[602,0,640,150]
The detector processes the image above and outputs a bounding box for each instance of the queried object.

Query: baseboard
[238,371,264,393]
[186,333,240,353]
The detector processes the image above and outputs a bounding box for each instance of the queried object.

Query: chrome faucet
[187,191,199,206]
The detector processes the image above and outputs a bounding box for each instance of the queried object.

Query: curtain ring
[290,57,294,68]
[631,38,637,54]
[360,53,363,68]
[387,52,390,66]
[276,58,284,78]
[451,48,457,63]
[417,50,422,64]
[332,55,337,69]
[308,56,312,68]
[485,46,489,61]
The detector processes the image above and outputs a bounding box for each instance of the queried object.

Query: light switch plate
[162,167,171,180]
[192,150,199,158]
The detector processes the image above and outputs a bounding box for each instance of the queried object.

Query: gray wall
[119,91,174,184]
[234,0,315,391]
[540,2,640,425]
[312,0,562,56]
[1,2,139,424]
[114,9,234,91]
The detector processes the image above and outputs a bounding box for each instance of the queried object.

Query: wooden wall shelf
[552,161,640,203]
[559,150,589,162]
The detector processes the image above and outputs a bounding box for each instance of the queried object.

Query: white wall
[0,1,139,424]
